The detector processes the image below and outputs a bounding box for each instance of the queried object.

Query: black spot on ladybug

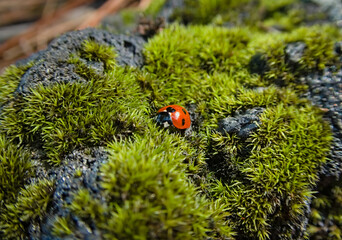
[182,118,185,126]
[182,109,187,115]
[166,107,176,113]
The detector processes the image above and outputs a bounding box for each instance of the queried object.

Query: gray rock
[218,117,241,134]
[33,147,108,240]
[303,67,342,179]
[334,41,342,55]
[218,107,265,139]
[16,28,146,95]
[285,42,307,65]
[158,0,184,23]
[310,0,342,22]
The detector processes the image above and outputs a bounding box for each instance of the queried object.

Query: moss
[144,0,166,17]
[308,180,342,239]
[51,130,234,239]
[0,42,148,165]
[78,40,117,71]
[0,134,33,203]
[142,24,252,108]
[262,8,304,31]
[172,0,328,32]
[171,0,250,25]
[247,25,341,89]
[0,179,54,238]
[0,134,54,238]
[206,103,331,239]
[0,5,339,239]
[52,216,73,237]
[141,23,335,238]
[0,62,33,106]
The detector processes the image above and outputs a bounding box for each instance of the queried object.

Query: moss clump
[173,0,316,31]
[308,180,342,239]
[172,0,326,32]
[1,179,54,238]
[141,23,335,238]
[0,62,33,106]
[0,134,54,238]
[0,4,339,238]
[142,23,340,126]
[208,103,331,239]
[51,130,234,239]
[142,24,251,108]
[0,41,148,165]
[0,134,33,203]
[171,0,250,25]
[79,40,117,71]
[252,25,341,87]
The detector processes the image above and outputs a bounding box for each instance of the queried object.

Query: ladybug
[156,105,191,129]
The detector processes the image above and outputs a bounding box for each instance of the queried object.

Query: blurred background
[0,0,154,71]
[0,0,341,72]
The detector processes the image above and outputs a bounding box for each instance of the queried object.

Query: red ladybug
[156,105,191,129]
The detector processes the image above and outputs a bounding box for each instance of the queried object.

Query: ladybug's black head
[156,112,173,128]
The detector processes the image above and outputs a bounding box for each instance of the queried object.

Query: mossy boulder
[0,0,342,239]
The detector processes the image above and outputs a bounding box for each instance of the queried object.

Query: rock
[303,67,342,179]
[16,28,146,95]
[285,42,307,65]
[218,107,265,139]
[218,117,241,134]
[334,41,342,55]
[34,147,108,239]
[310,0,342,23]
[158,0,185,23]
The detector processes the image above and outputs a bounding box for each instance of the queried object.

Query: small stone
[217,107,265,138]
[285,42,306,65]
[218,117,241,134]
[238,123,259,139]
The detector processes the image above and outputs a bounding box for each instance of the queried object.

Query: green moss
[52,216,73,237]
[0,134,35,238]
[144,0,166,17]
[207,103,331,239]
[172,0,327,32]
[141,23,335,238]
[0,43,148,165]
[0,134,33,203]
[79,40,117,71]
[247,25,341,89]
[286,26,340,70]
[308,181,342,239]
[171,0,250,24]
[0,8,339,239]
[74,168,83,178]
[142,24,252,107]
[52,130,234,239]
[1,177,54,238]
[0,62,33,106]
[263,8,304,31]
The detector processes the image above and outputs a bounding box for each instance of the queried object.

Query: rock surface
[30,148,108,239]
[16,28,145,95]
[304,67,342,179]
[218,107,265,139]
